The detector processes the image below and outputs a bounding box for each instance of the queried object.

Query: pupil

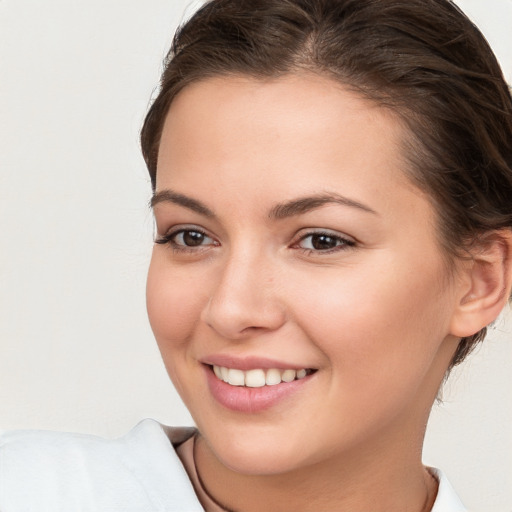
[183,231,204,246]
[312,234,337,250]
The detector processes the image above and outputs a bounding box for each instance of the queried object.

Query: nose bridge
[201,245,285,339]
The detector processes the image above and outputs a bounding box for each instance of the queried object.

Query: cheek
[289,257,453,384]
[146,253,206,355]
[288,268,453,439]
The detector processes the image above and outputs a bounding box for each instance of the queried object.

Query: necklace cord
[192,433,239,512]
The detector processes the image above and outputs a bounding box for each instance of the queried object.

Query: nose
[200,251,286,340]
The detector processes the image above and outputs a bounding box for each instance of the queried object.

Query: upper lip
[201,354,315,371]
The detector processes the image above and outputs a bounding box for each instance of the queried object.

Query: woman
[1,0,511,510]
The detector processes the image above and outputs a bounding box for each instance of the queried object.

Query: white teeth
[265,368,282,386]
[245,369,266,388]
[281,369,296,382]
[227,368,245,386]
[212,365,312,387]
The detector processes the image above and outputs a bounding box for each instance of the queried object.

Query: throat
[186,434,439,512]
[176,433,236,512]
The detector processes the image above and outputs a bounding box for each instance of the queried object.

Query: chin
[199,421,319,476]
[217,445,305,476]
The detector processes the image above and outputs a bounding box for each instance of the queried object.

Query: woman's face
[147,74,461,475]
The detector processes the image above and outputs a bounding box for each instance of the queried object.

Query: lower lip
[204,365,314,413]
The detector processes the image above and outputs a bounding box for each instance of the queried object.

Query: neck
[194,425,438,512]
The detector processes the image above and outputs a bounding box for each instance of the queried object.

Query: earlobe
[450,230,512,338]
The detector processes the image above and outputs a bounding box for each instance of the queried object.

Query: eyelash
[294,231,356,255]
[155,227,216,254]
[154,228,356,255]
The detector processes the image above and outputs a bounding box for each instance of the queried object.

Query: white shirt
[0,419,467,511]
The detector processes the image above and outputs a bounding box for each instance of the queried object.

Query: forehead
[156,73,424,216]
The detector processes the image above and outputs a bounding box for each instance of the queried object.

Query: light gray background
[0,1,511,510]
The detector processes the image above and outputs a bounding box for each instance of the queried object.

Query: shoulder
[429,467,467,512]
[0,419,203,512]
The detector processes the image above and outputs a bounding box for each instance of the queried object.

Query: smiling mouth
[211,365,317,387]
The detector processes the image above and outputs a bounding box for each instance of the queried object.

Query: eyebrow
[150,189,377,219]
[269,193,378,219]
[151,190,215,218]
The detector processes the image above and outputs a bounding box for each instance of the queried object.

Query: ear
[450,229,512,338]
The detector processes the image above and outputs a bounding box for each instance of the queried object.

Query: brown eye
[182,231,205,246]
[310,234,338,250]
[173,230,212,247]
[297,232,355,252]
[154,227,218,251]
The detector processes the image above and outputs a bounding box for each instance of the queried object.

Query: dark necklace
[192,433,240,512]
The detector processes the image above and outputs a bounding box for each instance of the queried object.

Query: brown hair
[141,0,512,369]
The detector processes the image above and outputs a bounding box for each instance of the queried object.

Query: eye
[173,230,212,247]
[296,232,355,253]
[155,227,217,251]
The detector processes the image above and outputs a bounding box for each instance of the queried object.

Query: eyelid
[154,224,219,249]
[292,229,357,253]
[294,227,355,243]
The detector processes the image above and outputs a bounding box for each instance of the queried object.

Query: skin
[147,74,467,511]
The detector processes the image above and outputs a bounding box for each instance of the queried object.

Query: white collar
[429,467,467,511]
